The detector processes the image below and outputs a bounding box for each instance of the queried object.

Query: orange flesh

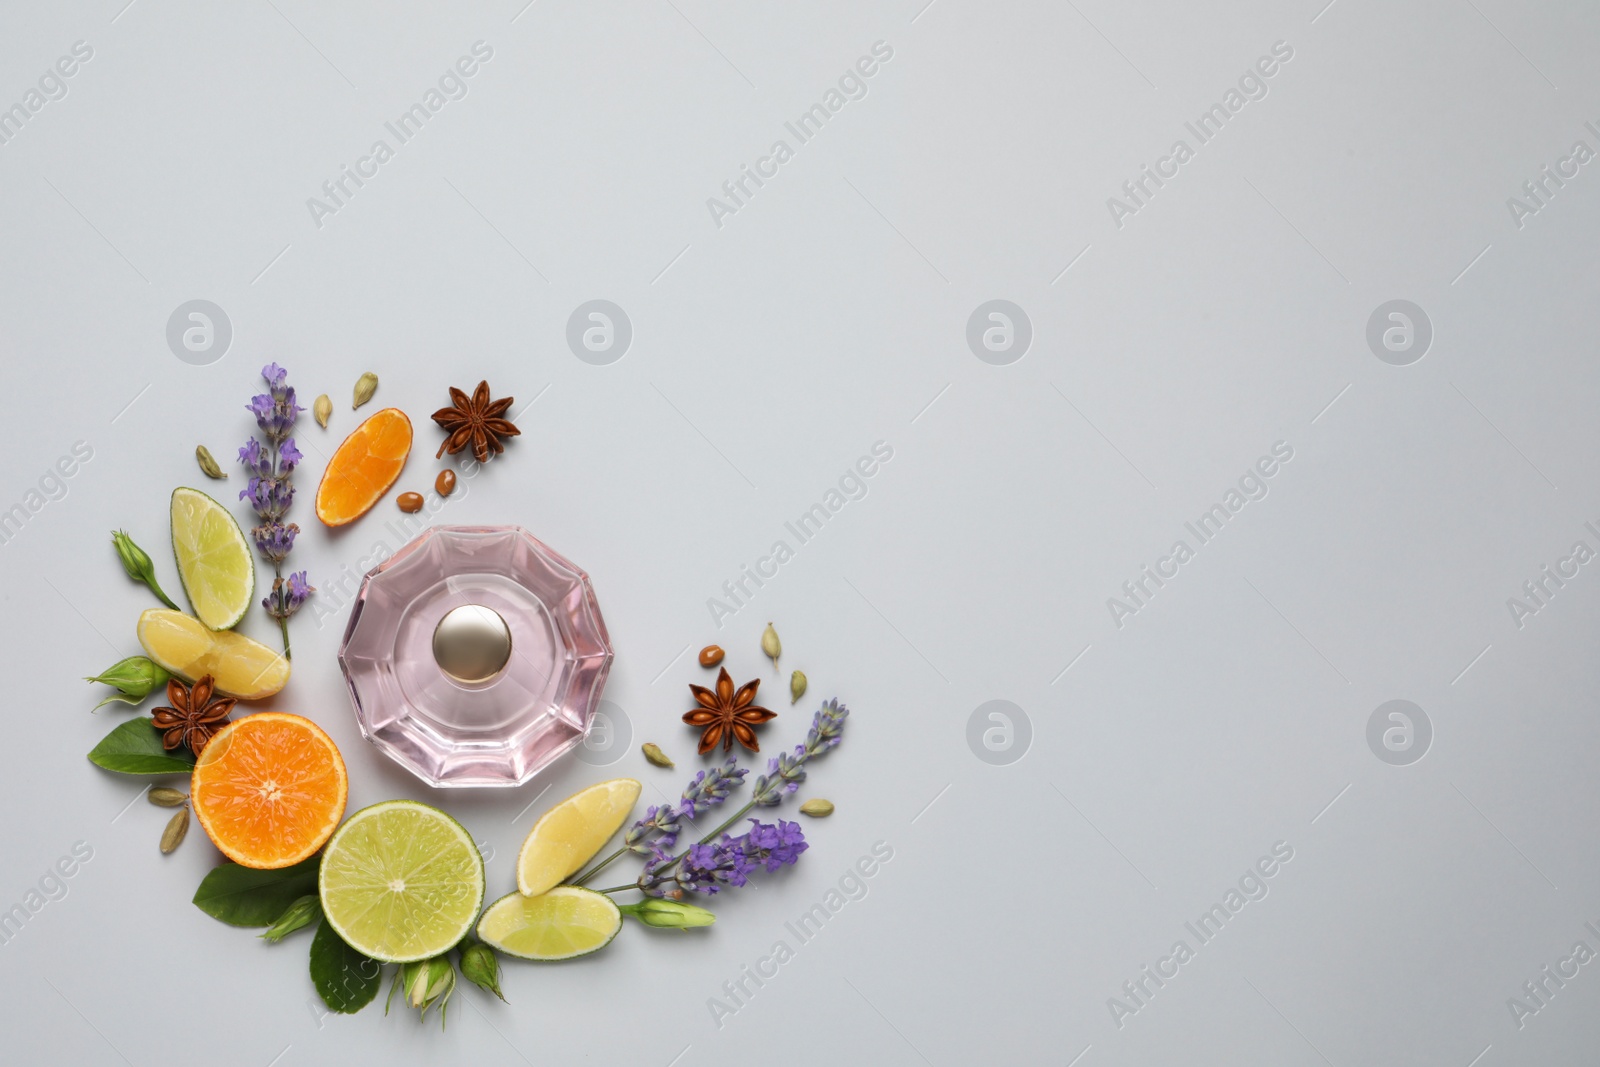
[191,713,348,869]
[314,407,412,526]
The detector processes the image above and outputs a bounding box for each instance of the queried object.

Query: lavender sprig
[572,758,748,887]
[599,702,846,899]
[752,699,848,806]
[679,757,748,819]
[239,363,310,657]
[634,818,806,898]
[624,804,682,856]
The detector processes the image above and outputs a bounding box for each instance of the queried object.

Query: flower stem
[568,847,626,887]
[593,884,638,896]
[697,801,755,846]
[273,562,291,659]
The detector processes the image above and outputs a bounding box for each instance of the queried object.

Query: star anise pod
[150,675,234,756]
[684,667,777,754]
[431,380,520,463]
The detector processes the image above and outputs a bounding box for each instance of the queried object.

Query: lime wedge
[477,887,621,961]
[319,800,485,963]
[170,487,255,630]
[516,778,641,897]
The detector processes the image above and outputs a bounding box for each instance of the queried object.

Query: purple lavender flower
[237,439,272,479]
[738,819,807,871]
[625,804,682,855]
[679,757,747,819]
[252,521,299,564]
[754,700,848,806]
[264,571,315,620]
[239,364,309,656]
[675,839,755,895]
[639,843,679,899]
[241,477,295,521]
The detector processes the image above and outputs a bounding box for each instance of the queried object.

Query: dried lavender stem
[568,847,627,887]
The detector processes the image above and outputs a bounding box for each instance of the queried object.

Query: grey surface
[2,0,1598,1063]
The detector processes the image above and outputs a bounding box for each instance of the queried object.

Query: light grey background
[3,0,1598,1063]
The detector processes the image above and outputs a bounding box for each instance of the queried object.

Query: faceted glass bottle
[338,525,613,787]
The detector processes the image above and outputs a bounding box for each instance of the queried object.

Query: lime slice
[137,608,289,699]
[319,800,485,963]
[516,778,641,897]
[477,887,622,961]
[170,487,255,630]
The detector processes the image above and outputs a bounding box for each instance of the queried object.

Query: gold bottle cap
[433,604,512,685]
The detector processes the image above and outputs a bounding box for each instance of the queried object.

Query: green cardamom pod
[799,798,834,817]
[641,743,674,769]
[314,393,332,428]
[352,372,379,410]
[760,622,781,669]
[147,787,187,807]
[195,445,226,480]
[790,670,807,704]
[159,806,190,853]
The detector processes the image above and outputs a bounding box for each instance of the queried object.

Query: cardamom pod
[313,393,332,428]
[641,743,674,769]
[761,623,781,669]
[790,670,807,704]
[148,787,188,807]
[799,799,834,817]
[352,372,379,410]
[195,445,226,480]
[159,806,190,853]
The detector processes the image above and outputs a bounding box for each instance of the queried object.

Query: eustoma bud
[110,530,179,610]
[618,898,717,929]
[85,655,171,709]
[259,895,321,943]
[458,940,506,1001]
[394,956,456,1025]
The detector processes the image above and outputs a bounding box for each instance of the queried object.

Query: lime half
[170,487,254,630]
[477,887,622,961]
[319,800,485,963]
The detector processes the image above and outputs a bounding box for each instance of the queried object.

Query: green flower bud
[619,898,717,929]
[258,894,321,943]
[398,956,456,1025]
[85,656,171,709]
[111,530,179,610]
[458,940,506,1002]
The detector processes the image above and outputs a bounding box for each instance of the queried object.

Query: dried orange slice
[191,713,348,869]
[314,407,412,527]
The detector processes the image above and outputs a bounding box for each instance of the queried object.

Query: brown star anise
[150,675,234,755]
[684,667,777,754]
[431,380,520,463]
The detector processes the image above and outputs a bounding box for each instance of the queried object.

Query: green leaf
[311,920,383,1014]
[192,856,320,927]
[87,717,195,775]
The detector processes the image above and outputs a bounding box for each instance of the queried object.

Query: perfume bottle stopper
[433,604,513,685]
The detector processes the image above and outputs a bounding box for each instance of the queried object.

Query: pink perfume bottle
[337,525,613,788]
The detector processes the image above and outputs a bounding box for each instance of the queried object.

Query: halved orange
[191,713,349,869]
[314,407,412,527]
